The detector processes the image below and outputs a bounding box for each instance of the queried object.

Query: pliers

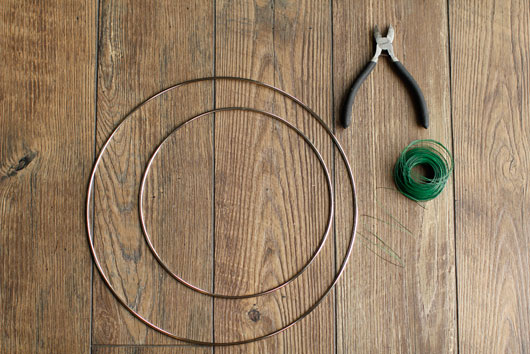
[342,25,429,129]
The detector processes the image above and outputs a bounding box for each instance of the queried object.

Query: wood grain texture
[213,0,335,351]
[93,346,210,354]
[0,0,95,353]
[332,1,456,353]
[92,0,214,345]
[4,0,530,352]
[450,0,530,352]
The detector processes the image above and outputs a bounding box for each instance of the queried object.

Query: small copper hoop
[139,107,334,299]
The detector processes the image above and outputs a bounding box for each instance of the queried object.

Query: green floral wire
[393,139,453,202]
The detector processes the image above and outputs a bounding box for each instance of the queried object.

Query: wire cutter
[342,25,429,129]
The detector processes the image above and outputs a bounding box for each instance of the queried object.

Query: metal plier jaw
[342,25,429,129]
[372,25,397,62]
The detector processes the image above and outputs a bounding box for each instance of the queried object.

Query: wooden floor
[1,0,529,353]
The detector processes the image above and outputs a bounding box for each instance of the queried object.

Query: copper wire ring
[86,76,358,346]
[139,107,334,299]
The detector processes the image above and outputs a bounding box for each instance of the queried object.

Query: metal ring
[139,107,334,299]
[86,76,358,346]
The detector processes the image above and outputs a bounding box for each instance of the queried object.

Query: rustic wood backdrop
[1,0,529,353]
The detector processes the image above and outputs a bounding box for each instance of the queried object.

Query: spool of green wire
[393,139,453,202]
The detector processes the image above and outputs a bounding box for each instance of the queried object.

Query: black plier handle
[342,25,429,129]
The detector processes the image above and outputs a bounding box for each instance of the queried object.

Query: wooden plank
[213,0,335,351]
[92,0,214,345]
[0,0,95,352]
[332,1,456,352]
[93,346,210,354]
[450,0,530,352]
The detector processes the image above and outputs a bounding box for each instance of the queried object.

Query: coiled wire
[393,139,453,202]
